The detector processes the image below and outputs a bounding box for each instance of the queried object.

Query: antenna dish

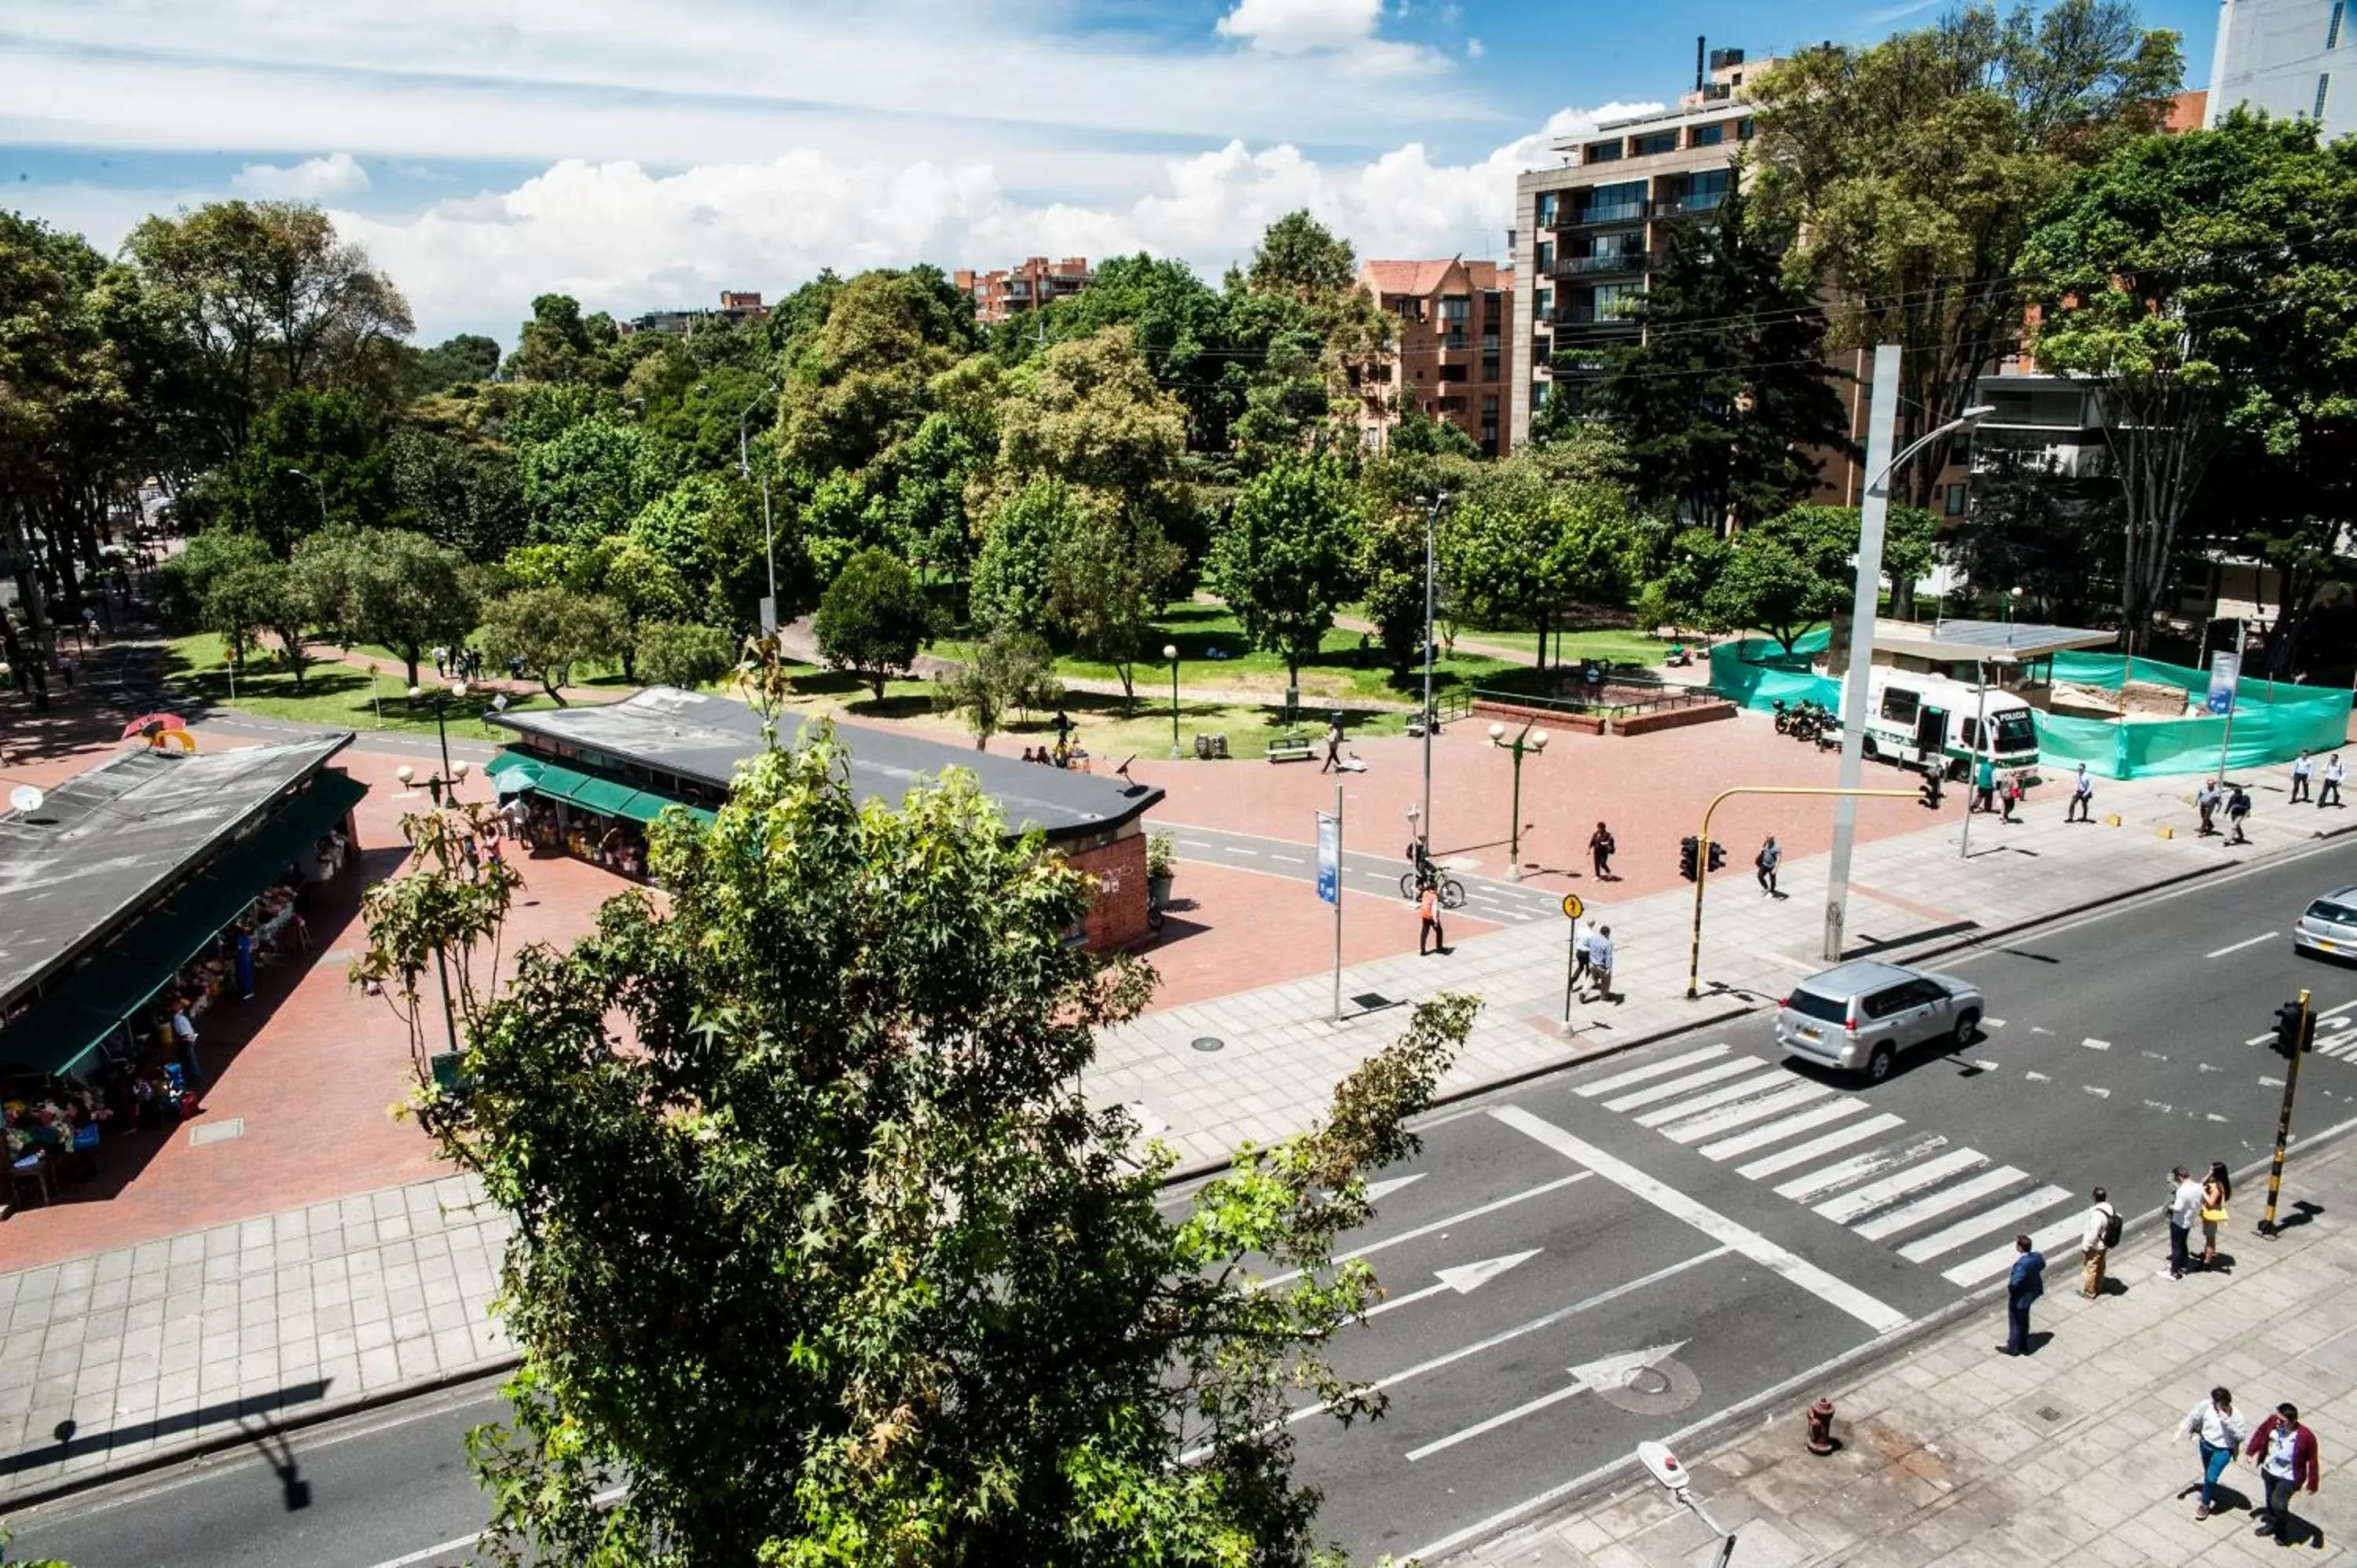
[8,785,43,814]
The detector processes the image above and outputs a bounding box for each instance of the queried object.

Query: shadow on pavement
[1,1379,332,1479]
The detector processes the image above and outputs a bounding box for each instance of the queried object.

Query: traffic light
[2274,998,2309,1057]
[1919,770,1943,810]
[1706,840,1726,874]
[1679,835,1699,882]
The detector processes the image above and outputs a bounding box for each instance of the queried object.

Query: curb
[0,1354,521,1519]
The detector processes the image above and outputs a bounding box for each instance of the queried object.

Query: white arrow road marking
[1362,1173,1427,1203]
[2023,1071,2051,1083]
[1255,1173,1588,1290]
[1404,1340,1692,1461]
[1365,1250,1543,1320]
[2207,931,2280,958]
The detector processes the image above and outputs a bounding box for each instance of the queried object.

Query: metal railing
[1559,252,1645,277]
[1472,678,1729,721]
[1659,190,1728,215]
[1563,200,1648,225]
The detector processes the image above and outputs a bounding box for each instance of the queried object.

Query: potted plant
[1146,833,1176,909]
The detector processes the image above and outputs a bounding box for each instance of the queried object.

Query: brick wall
[1063,830,1149,951]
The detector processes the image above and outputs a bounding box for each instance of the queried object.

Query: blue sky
[0,0,2218,343]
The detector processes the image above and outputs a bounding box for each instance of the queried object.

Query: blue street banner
[1316,811,1340,904]
[2207,651,2240,716]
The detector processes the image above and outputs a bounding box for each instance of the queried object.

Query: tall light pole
[284,466,330,529]
[737,379,784,634]
[1164,643,1182,758]
[1420,490,1448,861]
[1488,720,1549,881]
[1821,357,1996,962]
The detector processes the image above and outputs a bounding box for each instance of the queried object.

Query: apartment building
[954,257,1094,324]
[2209,0,2353,141]
[1353,258,1518,456]
[618,291,771,337]
[1509,45,1772,448]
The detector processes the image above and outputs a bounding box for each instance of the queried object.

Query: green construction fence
[1708,636,2351,780]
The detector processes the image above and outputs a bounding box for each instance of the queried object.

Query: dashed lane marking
[1984,1018,2007,1029]
[2206,931,2280,958]
[2144,1100,2173,1114]
[2083,1038,2111,1051]
[2084,1086,2111,1099]
[2023,1071,2051,1083]
[1270,853,1303,864]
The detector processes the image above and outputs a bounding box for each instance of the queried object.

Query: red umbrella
[121,713,188,739]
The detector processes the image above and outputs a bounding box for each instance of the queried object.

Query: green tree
[518,416,680,548]
[403,333,503,400]
[629,471,786,632]
[293,526,478,689]
[212,387,390,556]
[632,621,739,690]
[1213,452,1366,691]
[505,294,614,386]
[970,475,1080,639]
[1701,505,1932,653]
[812,545,933,698]
[1047,505,1183,705]
[156,528,273,630]
[1750,0,2183,507]
[1443,464,1640,664]
[1944,448,2107,621]
[2020,111,2356,649]
[933,628,1061,747]
[477,584,625,704]
[1006,252,1244,452]
[1248,209,1359,302]
[775,269,977,485]
[1597,185,1853,530]
[387,425,526,562]
[203,556,310,687]
[352,722,1475,1565]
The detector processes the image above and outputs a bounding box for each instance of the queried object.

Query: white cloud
[1216,0,1384,53]
[229,152,371,199]
[1466,37,1485,58]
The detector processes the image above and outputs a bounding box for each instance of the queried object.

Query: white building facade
[2207,0,2355,141]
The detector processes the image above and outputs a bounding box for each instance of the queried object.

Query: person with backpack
[2000,1233,2046,1357]
[2181,1387,2249,1520]
[1755,835,1781,898]
[2080,1186,2121,1299]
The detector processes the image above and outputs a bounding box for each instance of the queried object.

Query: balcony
[1656,189,1728,217]
[1560,200,1648,227]
[1557,251,1645,277]
[1553,311,1640,339]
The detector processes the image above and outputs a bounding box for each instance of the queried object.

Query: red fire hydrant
[1805,1397,1837,1455]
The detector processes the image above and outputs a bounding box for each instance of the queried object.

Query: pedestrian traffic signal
[1919,771,1942,810]
[1678,835,1699,882]
[1706,840,1725,874]
[2274,998,2309,1057]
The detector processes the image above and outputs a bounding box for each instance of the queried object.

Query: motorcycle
[1665,645,1693,669]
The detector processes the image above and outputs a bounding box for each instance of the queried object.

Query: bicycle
[1398,865,1468,910]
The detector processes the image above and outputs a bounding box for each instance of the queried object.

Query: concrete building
[2208,0,2353,141]
[619,291,771,337]
[1352,258,1517,456]
[955,258,1094,324]
[1510,45,1775,448]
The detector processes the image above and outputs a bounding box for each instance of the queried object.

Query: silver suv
[1773,960,1983,1083]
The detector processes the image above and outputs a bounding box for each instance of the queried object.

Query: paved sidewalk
[1442,1134,2357,1566]
[1097,756,2355,1172]
[0,1175,511,1507]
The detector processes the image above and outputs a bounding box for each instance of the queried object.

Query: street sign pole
[1560,893,1585,1024]
[2209,627,2243,784]
[1824,343,1903,962]
[1318,789,1343,1024]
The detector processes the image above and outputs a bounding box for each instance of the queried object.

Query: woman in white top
[2183,1387,2249,1519]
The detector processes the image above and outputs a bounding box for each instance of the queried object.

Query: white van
[1855,670,2040,779]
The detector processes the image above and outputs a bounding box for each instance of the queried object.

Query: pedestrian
[233,925,255,1002]
[1571,918,1593,990]
[169,997,203,1087]
[2067,763,2095,823]
[2291,750,2315,804]
[2226,784,2253,845]
[1019,746,1036,764]
[1585,925,1615,1002]
[1755,836,1781,898]
[1974,756,1997,814]
[2246,1401,2321,1541]
[2000,773,2022,822]
[2182,1387,2249,1520]
[2165,1164,2202,1280]
[2000,1233,2045,1356]
[1321,715,1343,774]
[2196,779,2221,836]
[2080,1185,2119,1299]
[1589,821,1617,881]
[433,644,447,678]
[2321,755,2344,810]
[1418,881,1446,957]
[2201,1161,2232,1269]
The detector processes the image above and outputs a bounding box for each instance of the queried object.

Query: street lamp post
[737,380,784,633]
[1419,490,1448,860]
[1164,643,1182,758]
[1487,720,1549,881]
[284,466,330,530]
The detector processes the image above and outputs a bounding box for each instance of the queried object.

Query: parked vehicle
[1774,959,1984,1083]
[2294,887,2357,961]
[1854,671,2040,779]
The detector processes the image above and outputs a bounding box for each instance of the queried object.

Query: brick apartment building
[620,291,771,337]
[954,258,1094,324]
[1354,258,1519,456]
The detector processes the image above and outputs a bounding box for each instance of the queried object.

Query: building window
[1437,396,1466,412]
[2317,72,2334,119]
[1534,286,1552,320]
[1437,364,1468,383]
[1690,122,1725,148]
[1483,346,1500,382]
[1592,281,1643,321]
[1737,117,1755,141]
[1483,289,1503,321]
[1536,192,1560,227]
[1534,240,1554,273]
[1945,482,1968,516]
[1583,140,1623,163]
[2331,2,2346,49]
[1632,130,1678,156]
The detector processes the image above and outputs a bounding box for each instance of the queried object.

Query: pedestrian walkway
[1442,1134,2357,1566]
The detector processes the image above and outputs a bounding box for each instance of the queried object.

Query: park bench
[1266,733,1315,763]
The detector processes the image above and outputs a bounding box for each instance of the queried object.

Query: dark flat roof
[487,688,1162,841]
[0,735,354,1006]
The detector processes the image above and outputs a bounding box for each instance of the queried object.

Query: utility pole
[1420,491,1446,861]
[738,380,783,633]
[1824,345,1902,963]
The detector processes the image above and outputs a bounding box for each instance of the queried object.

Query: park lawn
[163,632,571,739]
[1442,626,1670,667]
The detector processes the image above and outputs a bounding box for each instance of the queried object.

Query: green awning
[610,789,676,824]
[0,770,369,1079]
[486,751,544,793]
[567,775,640,816]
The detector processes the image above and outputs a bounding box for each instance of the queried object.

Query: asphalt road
[13,834,2357,1566]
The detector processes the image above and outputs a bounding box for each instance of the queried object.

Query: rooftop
[488,688,1163,841]
[1880,618,2119,664]
[0,736,353,1006]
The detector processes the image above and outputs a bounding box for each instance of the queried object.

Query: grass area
[163,633,568,740]
[1441,626,1670,667]
[342,641,636,690]
[939,602,1519,709]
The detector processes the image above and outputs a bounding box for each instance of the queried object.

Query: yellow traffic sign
[1560,893,1584,921]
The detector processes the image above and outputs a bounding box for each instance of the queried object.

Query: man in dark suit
[2002,1234,2046,1356]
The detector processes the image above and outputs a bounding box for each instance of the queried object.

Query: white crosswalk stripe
[1580,1041,2099,1287]
[1600,1057,1765,1113]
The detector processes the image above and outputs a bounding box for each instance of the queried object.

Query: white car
[2294,887,2357,961]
